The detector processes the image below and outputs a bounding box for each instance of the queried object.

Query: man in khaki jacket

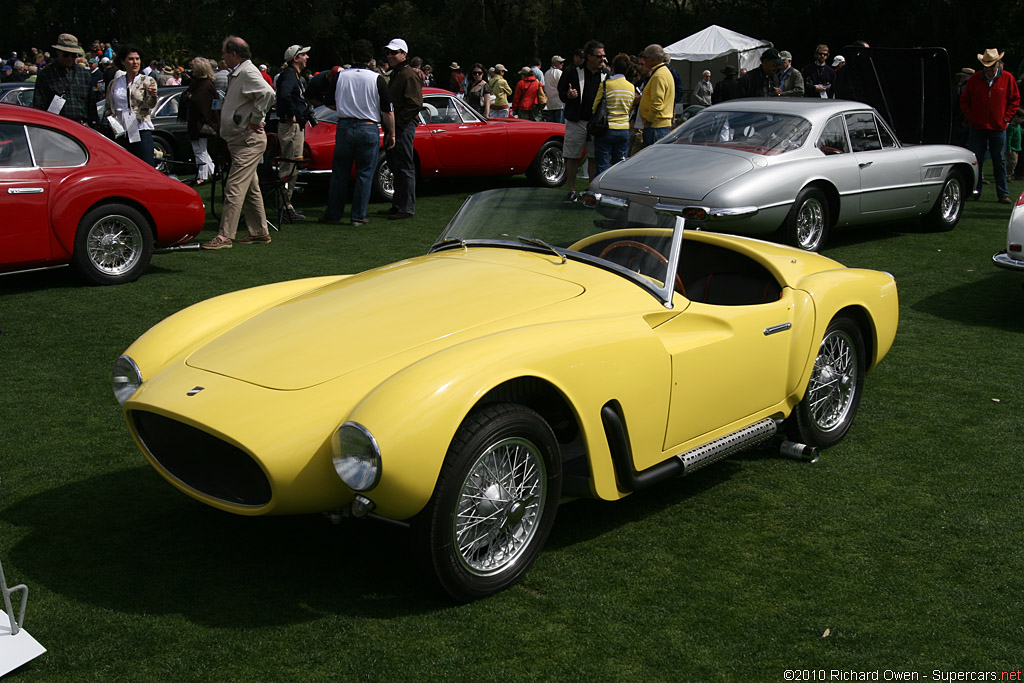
[202,35,276,249]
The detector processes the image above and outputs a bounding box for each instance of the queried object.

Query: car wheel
[527,140,566,188]
[784,187,830,252]
[786,315,865,448]
[372,156,394,202]
[415,403,561,601]
[72,204,153,285]
[924,171,965,232]
[152,134,175,174]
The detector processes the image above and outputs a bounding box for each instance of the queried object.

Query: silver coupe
[590,98,979,251]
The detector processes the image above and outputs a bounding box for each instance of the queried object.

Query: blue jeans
[386,119,416,214]
[642,126,670,148]
[543,109,565,124]
[968,128,1009,199]
[325,120,379,221]
[594,128,629,176]
[491,108,510,118]
[123,129,155,167]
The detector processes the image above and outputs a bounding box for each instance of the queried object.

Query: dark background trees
[8,0,1024,78]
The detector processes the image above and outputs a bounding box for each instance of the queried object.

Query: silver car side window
[817,115,850,155]
[875,115,897,148]
[845,112,882,152]
[26,125,88,168]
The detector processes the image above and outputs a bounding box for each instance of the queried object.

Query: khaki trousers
[219,132,269,239]
[277,120,304,209]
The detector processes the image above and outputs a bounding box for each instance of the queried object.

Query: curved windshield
[434,187,683,306]
[661,109,812,155]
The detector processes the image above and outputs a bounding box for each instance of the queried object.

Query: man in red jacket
[960,48,1021,204]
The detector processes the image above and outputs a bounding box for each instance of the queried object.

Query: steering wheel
[598,240,686,295]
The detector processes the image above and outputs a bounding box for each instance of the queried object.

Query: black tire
[783,187,830,252]
[527,140,566,188]
[371,156,394,202]
[414,403,561,601]
[923,171,965,232]
[72,204,153,285]
[786,315,866,448]
[152,134,175,174]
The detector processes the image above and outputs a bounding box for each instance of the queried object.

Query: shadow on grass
[912,271,1024,330]
[1,450,773,622]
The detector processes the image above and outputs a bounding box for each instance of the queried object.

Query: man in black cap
[33,33,97,125]
[712,65,741,104]
[738,48,783,98]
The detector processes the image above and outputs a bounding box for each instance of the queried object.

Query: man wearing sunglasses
[801,44,835,98]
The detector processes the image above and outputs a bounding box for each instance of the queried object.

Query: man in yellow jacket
[638,44,674,148]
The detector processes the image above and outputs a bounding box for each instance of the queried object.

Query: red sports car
[298,87,567,200]
[0,104,205,285]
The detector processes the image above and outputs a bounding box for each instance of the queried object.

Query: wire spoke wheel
[87,215,144,277]
[454,437,546,575]
[806,328,857,431]
[796,197,825,250]
[939,177,961,222]
[784,187,830,252]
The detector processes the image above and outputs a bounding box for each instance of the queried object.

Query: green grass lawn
[2,176,1023,681]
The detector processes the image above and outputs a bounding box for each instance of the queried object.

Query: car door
[846,111,922,214]
[420,95,508,171]
[0,122,51,267]
[656,288,806,451]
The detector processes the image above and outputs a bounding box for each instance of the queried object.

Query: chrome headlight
[113,355,142,405]
[331,422,381,491]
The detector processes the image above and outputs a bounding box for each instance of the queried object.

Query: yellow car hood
[186,254,584,390]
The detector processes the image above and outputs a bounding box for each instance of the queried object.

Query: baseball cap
[284,45,310,62]
[385,39,408,53]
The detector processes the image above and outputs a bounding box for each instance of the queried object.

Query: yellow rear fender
[793,268,899,386]
[124,276,350,379]
[344,316,672,519]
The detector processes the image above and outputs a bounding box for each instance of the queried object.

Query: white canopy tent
[664,25,773,103]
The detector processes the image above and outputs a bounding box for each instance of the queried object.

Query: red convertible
[298,87,567,200]
[0,104,204,285]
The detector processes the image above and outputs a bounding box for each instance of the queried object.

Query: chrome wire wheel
[796,197,825,251]
[454,436,546,576]
[806,327,858,433]
[86,214,145,277]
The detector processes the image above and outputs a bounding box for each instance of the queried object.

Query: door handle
[8,187,45,194]
[430,129,446,134]
[858,161,873,168]
[763,323,792,336]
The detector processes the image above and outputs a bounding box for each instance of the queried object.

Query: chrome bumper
[993,251,1024,271]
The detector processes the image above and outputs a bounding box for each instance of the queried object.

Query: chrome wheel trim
[939,177,962,223]
[86,214,144,276]
[540,146,565,183]
[796,197,825,250]
[806,328,858,432]
[378,159,394,198]
[453,436,546,577]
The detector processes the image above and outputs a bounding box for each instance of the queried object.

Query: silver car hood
[593,145,756,201]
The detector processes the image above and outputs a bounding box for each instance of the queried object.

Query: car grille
[130,410,272,507]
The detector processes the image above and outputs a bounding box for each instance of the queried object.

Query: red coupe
[1,104,205,285]
[298,87,567,200]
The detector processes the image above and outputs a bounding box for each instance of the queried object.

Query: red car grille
[130,411,271,507]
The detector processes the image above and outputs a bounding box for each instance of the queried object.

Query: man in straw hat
[960,48,1020,204]
[32,33,97,126]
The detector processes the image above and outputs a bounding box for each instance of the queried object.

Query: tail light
[682,207,707,220]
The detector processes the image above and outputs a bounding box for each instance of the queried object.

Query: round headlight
[113,355,142,405]
[331,422,381,491]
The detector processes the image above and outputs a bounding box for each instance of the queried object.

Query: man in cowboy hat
[960,48,1021,204]
[32,33,97,126]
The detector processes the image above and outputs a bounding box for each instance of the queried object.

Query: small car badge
[186,386,205,396]
[640,186,652,194]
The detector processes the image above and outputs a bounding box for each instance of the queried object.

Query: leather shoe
[388,212,414,221]
[318,214,343,224]
[998,196,1013,204]
[350,218,370,226]
[376,206,399,216]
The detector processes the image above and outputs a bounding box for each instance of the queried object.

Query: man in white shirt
[543,55,564,124]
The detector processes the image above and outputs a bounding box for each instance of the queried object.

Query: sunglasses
[817,51,829,56]
[386,49,401,56]
[472,71,483,75]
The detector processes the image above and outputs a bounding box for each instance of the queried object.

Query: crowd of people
[7,31,1024,244]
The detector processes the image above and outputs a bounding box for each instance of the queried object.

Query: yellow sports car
[114,188,899,601]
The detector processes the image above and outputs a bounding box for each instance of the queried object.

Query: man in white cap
[380,38,422,220]
[33,33,96,125]
[960,48,1021,204]
[276,44,311,221]
[543,55,565,123]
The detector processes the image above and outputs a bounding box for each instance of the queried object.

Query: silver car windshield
[434,187,683,307]
[662,110,812,155]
